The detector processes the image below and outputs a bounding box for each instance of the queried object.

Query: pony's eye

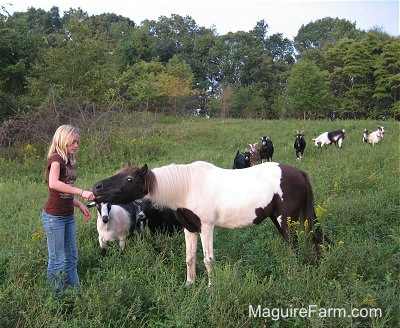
[126,177,133,182]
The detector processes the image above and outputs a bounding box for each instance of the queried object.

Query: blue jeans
[41,210,80,293]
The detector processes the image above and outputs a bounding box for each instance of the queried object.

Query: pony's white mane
[150,161,214,208]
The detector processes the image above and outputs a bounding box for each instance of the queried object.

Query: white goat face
[97,203,112,223]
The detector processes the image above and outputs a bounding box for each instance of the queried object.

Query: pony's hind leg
[269,215,288,241]
[277,214,299,252]
[199,225,215,287]
[184,229,198,285]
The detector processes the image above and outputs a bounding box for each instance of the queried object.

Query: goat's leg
[99,235,107,257]
[184,229,198,285]
[199,224,215,287]
[119,238,126,252]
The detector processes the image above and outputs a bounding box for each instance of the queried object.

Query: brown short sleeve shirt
[44,153,77,216]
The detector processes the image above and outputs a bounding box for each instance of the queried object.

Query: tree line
[1,6,399,123]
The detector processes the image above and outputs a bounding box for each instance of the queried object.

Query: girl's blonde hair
[47,124,80,165]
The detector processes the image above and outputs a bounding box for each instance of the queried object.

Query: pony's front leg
[200,224,214,287]
[184,229,198,285]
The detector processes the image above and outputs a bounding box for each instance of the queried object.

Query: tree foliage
[285,60,332,119]
[0,7,398,123]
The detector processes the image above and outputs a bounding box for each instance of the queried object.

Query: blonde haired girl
[42,124,95,294]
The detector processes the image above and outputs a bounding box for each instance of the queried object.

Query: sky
[4,0,399,39]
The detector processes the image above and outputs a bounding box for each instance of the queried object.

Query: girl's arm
[48,161,94,201]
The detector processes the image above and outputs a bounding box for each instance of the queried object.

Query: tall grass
[0,114,398,327]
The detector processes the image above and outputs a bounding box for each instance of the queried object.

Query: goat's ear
[140,164,148,176]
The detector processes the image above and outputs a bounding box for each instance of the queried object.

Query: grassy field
[0,114,399,327]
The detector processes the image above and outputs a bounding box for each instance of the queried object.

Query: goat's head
[378,126,385,136]
[248,143,257,153]
[260,136,270,145]
[294,131,305,147]
[88,201,112,223]
[244,151,251,162]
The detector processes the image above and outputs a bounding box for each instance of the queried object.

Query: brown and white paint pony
[92,161,332,286]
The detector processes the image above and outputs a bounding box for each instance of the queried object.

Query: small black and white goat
[363,126,385,145]
[294,130,306,160]
[260,136,274,162]
[89,199,182,255]
[88,202,138,256]
[232,150,251,169]
[313,129,346,148]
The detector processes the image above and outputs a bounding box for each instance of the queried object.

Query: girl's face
[67,135,80,155]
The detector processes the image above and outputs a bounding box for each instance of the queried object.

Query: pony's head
[92,163,154,204]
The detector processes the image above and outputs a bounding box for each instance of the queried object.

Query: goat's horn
[87,201,96,208]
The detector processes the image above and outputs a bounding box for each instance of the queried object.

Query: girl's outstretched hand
[82,190,95,202]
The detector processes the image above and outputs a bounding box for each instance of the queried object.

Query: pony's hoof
[185,281,194,288]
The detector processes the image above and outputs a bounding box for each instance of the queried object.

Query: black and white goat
[232,150,251,169]
[294,130,306,160]
[138,199,182,235]
[362,128,369,143]
[88,202,138,256]
[260,136,274,162]
[313,129,346,148]
[363,126,385,145]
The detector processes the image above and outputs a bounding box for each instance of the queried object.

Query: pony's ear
[140,164,148,176]
[127,161,132,166]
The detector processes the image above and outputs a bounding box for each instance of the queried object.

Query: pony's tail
[302,171,334,247]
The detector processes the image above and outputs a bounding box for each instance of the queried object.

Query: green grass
[0,114,399,327]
